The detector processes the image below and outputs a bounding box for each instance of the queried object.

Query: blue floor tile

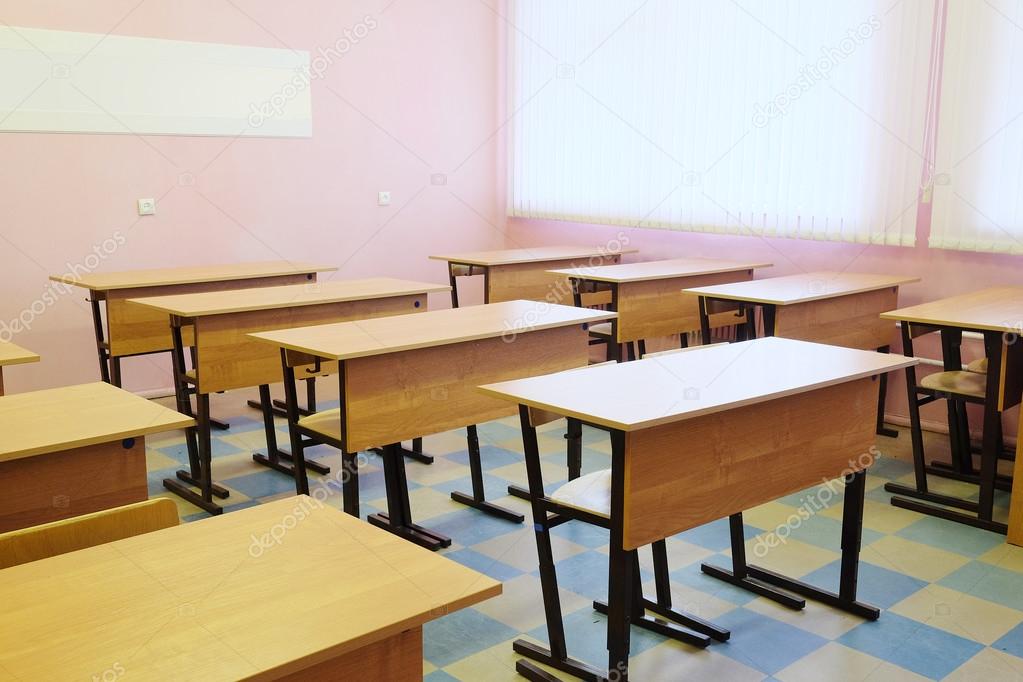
[447,444,524,470]
[427,509,527,546]
[837,612,983,679]
[670,555,761,607]
[423,609,518,667]
[445,548,524,582]
[801,560,927,609]
[677,517,763,553]
[993,622,1023,660]
[715,607,829,675]
[897,517,1005,558]
[939,561,1023,612]
[551,520,610,548]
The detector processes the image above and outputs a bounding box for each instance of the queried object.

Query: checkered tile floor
[144,394,1023,681]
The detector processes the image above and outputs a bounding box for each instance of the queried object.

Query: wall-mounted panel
[0,26,311,137]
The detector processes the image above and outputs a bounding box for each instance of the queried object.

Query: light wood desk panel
[0,382,193,531]
[50,261,336,385]
[0,341,39,396]
[550,258,771,343]
[344,325,585,452]
[430,246,637,306]
[0,497,500,681]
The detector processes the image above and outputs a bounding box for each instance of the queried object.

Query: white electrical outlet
[377,191,392,207]
[137,198,156,216]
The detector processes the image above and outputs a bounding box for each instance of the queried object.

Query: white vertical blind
[509,1,935,245]
[930,0,1023,254]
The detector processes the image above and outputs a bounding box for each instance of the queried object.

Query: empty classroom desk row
[2,250,1022,682]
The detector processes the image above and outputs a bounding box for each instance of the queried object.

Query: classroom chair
[0,498,179,569]
[513,396,729,681]
[884,323,1009,513]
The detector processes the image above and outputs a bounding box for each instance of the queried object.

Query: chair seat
[920,370,987,399]
[967,357,988,374]
[588,322,613,339]
[297,408,342,440]
[550,469,612,518]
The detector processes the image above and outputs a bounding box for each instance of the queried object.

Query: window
[508,0,936,245]
[930,0,1023,254]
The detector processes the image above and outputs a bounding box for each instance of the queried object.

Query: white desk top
[429,245,638,267]
[0,382,194,462]
[549,257,772,284]
[880,286,1023,333]
[128,278,450,317]
[50,260,337,291]
[683,271,920,305]
[0,497,500,681]
[249,300,615,360]
[479,337,916,431]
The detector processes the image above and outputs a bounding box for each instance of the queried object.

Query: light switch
[378,191,392,207]
[137,198,156,216]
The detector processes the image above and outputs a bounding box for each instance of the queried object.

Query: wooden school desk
[50,261,336,386]
[547,257,772,359]
[430,245,637,307]
[0,382,193,532]
[685,271,920,437]
[129,278,449,515]
[880,287,1023,537]
[0,341,39,395]
[479,338,915,681]
[249,300,615,550]
[0,496,501,681]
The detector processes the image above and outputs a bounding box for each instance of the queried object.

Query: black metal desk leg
[341,450,359,517]
[513,406,607,682]
[164,391,225,515]
[698,296,712,345]
[88,296,111,383]
[701,513,806,610]
[711,471,880,619]
[367,443,451,551]
[450,425,524,523]
[110,357,122,388]
[508,418,583,502]
[977,332,1005,526]
[448,262,460,308]
[875,345,899,438]
[165,322,228,507]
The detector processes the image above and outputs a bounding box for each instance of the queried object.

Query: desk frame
[883,322,1020,534]
[444,254,624,308]
[509,376,881,682]
[274,323,597,550]
[161,293,429,514]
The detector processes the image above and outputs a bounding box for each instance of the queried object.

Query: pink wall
[506,217,1023,437]
[0,0,503,393]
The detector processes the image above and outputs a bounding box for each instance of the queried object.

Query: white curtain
[930,0,1023,254]
[508,0,936,246]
